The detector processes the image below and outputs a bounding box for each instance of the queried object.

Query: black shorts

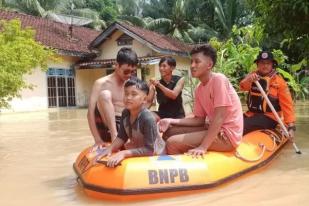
[243,113,278,135]
[95,106,121,142]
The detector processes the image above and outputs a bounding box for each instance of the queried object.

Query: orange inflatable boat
[73,129,288,201]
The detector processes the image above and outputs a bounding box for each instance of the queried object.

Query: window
[116,34,133,46]
[47,68,76,107]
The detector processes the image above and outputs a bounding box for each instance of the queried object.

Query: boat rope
[264,135,277,152]
[235,143,266,162]
[235,131,282,162]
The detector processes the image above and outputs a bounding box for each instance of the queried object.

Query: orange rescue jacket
[240,72,295,124]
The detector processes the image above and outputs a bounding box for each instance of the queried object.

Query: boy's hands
[106,151,126,167]
[91,147,112,161]
[158,118,172,132]
[149,78,159,86]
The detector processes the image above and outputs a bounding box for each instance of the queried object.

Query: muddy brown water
[0,104,308,206]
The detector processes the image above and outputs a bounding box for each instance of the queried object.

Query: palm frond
[211,0,228,32]
[117,15,147,28]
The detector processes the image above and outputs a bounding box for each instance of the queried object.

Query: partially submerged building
[0,10,192,112]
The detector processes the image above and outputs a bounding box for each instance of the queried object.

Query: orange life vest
[247,76,281,113]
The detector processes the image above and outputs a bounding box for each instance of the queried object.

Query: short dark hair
[190,44,217,67]
[159,56,176,68]
[124,77,149,95]
[116,47,138,66]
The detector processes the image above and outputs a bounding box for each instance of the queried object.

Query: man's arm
[87,80,103,144]
[100,137,126,168]
[169,116,205,126]
[159,116,205,132]
[240,72,258,91]
[145,84,155,108]
[156,77,185,100]
[109,137,125,152]
[277,77,296,124]
[277,77,296,141]
[186,106,227,157]
[198,106,227,150]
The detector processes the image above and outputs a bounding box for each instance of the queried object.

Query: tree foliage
[2,0,107,30]
[0,19,54,108]
[125,0,251,43]
[246,0,309,63]
[209,25,308,100]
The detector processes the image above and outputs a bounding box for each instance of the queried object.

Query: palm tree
[3,0,65,16]
[119,0,201,43]
[210,0,249,39]
[120,0,250,43]
[185,0,250,40]
[116,0,141,16]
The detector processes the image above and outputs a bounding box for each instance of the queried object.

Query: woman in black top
[149,56,185,121]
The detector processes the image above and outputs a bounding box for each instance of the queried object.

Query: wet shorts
[95,106,121,142]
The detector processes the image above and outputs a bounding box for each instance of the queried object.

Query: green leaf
[0,19,54,108]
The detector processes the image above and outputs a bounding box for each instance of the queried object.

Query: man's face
[190,53,213,78]
[257,60,273,76]
[116,64,137,81]
[159,61,173,78]
[123,85,146,110]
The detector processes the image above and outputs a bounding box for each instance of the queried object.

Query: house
[0,10,192,112]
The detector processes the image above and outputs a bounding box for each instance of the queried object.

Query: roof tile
[0,10,100,55]
[118,22,192,53]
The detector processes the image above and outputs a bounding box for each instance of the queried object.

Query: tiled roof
[119,22,193,54]
[90,21,193,56]
[0,10,100,56]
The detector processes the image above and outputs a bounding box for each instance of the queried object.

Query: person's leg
[243,113,278,135]
[166,130,207,154]
[97,90,117,141]
[207,131,234,152]
[94,106,111,142]
[166,130,235,154]
[163,125,205,140]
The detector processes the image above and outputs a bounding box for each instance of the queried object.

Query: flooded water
[0,104,308,206]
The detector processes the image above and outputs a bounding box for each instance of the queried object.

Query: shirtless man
[87,47,138,145]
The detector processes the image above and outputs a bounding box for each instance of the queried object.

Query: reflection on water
[0,105,308,206]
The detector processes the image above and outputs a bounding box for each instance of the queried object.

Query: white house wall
[1,55,78,112]
[75,68,106,107]
[97,30,155,59]
[1,67,47,113]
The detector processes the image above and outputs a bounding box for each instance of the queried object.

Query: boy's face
[190,52,213,78]
[123,85,146,110]
[116,63,137,81]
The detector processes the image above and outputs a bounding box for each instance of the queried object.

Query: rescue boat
[73,129,288,201]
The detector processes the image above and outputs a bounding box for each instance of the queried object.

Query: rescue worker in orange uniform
[240,51,296,141]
